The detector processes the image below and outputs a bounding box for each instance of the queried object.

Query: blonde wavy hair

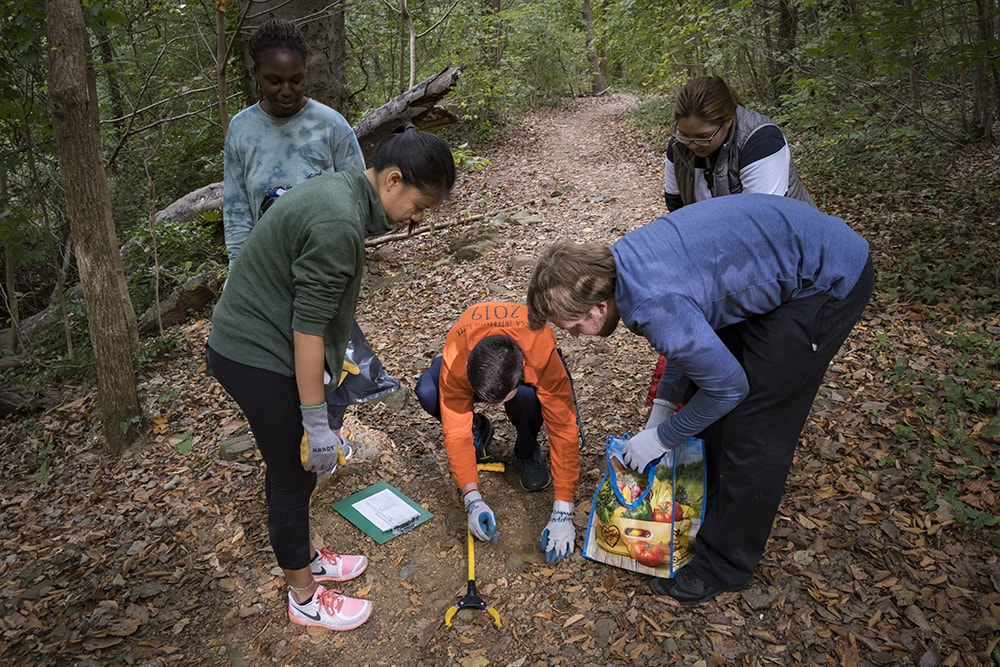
[526,241,616,330]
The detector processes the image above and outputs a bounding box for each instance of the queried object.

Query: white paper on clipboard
[351,488,420,532]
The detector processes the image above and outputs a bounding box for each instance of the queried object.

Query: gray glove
[300,403,342,472]
[645,398,678,429]
[622,427,669,472]
[540,500,575,563]
[464,491,498,542]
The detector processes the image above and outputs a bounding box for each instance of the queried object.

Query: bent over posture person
[208,127,455,631]
[415,302,583,563]
[526,194,873,603]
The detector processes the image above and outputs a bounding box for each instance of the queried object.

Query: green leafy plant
[452,142,491,172]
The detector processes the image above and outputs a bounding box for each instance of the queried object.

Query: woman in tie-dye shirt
[222,18,364,268]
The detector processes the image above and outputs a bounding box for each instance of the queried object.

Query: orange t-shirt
[440,302,581,502]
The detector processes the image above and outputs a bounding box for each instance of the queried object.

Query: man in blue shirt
[526,194,874,604]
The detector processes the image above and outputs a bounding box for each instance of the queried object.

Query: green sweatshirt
[208,169,390,380]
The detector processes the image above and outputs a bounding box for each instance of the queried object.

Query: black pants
[207,346,316,571]
[691,258,875,589]
[415,355,544,457]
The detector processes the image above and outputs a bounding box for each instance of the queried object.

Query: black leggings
[207,347,316,571]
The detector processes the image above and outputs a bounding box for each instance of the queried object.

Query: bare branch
[365,213,488,247]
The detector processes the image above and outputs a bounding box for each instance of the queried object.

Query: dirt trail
[4,93,996,667]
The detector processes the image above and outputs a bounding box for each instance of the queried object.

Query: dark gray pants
[415,355,544,457]
[691,258,875,589]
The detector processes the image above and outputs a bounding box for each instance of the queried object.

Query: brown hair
[673,76,741,126]
[526,241,616,330]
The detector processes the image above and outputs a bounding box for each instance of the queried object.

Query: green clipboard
[332,481,433,544]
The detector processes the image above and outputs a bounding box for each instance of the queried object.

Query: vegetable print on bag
[583,434,706,577]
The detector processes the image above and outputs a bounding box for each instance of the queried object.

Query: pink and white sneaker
[288,585,372,631]
[310,548,368,582]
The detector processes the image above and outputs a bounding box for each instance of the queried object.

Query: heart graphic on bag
[600,524,621,548]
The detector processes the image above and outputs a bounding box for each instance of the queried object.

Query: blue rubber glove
[539,500,575,563]
[463,490,498,543]
[645,398,679,429]
[622,427,669,472]
[300,403,342,472]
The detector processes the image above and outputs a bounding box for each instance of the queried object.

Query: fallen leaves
[2,93,999,667]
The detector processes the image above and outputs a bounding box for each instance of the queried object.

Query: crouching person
[416,301,583,562]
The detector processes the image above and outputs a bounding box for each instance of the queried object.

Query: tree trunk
[899,0,922,111]
[972,0,996,141]
[3,243,19,353]
[1,173,19,352]
[217,5,231,135]
[773,0,797,100]
[402,0,418,89]
[46,0,141,454]
[581,0,607,94]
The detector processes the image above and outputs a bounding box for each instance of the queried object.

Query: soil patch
[1,93,997,667]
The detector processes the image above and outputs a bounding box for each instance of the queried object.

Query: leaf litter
[1,94,998,666]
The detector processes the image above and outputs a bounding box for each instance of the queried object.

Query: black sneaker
[649,567,749,605]
[514,448,551,492]
[472,413,495,463]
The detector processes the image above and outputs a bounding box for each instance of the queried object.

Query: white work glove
[300,403,343,472]
[622,427,669,472]
[645,398,679,429]
[464,491,498,543]
[539,500,575,563]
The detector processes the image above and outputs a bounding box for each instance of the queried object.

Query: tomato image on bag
[583,435,706,578]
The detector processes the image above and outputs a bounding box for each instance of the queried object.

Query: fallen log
[154,66,463,225]
[138,273,222,336]
[0,387,58,417]
[354,66,463,161]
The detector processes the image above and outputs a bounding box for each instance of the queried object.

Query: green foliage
[137,334,182,366]
[870,323,999,530]
[627,96,674,148]
[122,212,227,315]
[172,430,194,454]
[452,142,491,172]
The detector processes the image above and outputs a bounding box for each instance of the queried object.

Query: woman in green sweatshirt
[207,126,455,632]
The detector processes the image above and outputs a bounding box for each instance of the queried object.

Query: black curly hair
[247,18,307,68]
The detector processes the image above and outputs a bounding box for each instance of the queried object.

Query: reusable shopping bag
[582,434,706,577]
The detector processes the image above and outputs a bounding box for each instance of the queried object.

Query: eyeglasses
[672,124,724,147]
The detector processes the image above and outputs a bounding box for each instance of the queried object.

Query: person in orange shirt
[415,302,583,562]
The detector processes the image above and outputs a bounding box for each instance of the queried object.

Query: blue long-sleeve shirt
[610,193,870,448]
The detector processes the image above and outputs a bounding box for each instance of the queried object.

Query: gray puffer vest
[672,105,815,208]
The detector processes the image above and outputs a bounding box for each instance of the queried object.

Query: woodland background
[0,1,999,664]
[2,0,999,449]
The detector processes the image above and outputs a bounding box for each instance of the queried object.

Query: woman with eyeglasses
[646,76,818,412]
[663,75,814,211]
